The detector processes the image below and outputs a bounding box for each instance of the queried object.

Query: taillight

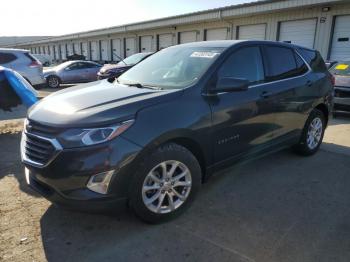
[29,60,41,68]
[330,74,335,87]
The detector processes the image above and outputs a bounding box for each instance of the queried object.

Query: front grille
[25,119,62,137]
[334,103,350,112]
[22,119,62,167]
[334,88,350,98]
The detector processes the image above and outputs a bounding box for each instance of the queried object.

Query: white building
[7,0,350,62]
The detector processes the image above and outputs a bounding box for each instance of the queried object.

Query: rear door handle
[260,91,272,99]
[306,80,313,87]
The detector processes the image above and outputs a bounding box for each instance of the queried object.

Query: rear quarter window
[298,48,327,72]
[0,52,17,64]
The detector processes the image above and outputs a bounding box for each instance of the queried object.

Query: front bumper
[334,87,350,112]
[22,134,142,211]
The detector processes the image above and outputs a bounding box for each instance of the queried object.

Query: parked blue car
[0,66,38,111]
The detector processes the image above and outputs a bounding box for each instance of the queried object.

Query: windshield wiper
[125,82,162,90]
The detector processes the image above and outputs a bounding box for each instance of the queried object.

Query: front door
[208,46,277,163]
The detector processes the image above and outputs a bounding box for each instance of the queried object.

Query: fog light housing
[87,170,115,194]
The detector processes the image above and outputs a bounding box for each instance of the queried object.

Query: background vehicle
[0,48,45,87]
[0,66,38,111]
[329,61,350,116]
[44,60,102,88]
[97,52,153,80]
[22,41,332,223]
[32,54,52,67]
[325,60,338,69]
[67,54,86,61]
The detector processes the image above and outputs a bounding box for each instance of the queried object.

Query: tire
[294,109,326,156]
[46,75,60,88]
[129,143,201,223]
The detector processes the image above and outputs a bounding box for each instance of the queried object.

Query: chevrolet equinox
[21,40,333,223]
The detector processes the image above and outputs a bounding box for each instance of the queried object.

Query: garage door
[279,19,317,49]
[73,43,80,55]
[180,31,197,44]
[125,37,136,57]
[54,45,60,60]
[206,28,228,40]
[49,46,54,58]
[81,42,88,59]
[60,44,66,59]
[112,39,122,61]
[159,33,173,50]
[330,15,350,61]
[140,36,153,52]
[67,44,74,56]
[90,41,99,61]
[238,24,266,40]
[100,40,109,61]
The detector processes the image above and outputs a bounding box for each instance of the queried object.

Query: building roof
[8,0,346,46]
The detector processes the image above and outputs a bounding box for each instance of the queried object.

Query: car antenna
[113,52,127,66]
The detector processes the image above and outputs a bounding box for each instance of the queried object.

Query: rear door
[209,45,276,162]
[260,45,311,138]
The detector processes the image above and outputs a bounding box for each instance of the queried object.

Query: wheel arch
[134,130,209,182]
[315,103,329,125]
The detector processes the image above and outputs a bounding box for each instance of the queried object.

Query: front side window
[118,46,224,89]
[264,46,308,81]
[217,46,264,85]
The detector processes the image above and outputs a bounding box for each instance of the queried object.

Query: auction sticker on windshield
[190,52,220,58]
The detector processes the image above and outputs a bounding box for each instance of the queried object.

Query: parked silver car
[44,60,102,88]
[0,48,45,87]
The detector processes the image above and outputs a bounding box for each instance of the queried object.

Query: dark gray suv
[22,41,333,223]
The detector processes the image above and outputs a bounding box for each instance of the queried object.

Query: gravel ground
[0,110,350,261]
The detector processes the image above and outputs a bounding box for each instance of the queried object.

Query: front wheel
[294,109,325,156]
[46,75,60,88]
[129,143,201,223]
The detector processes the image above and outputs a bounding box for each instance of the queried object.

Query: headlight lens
[58,120,134,148]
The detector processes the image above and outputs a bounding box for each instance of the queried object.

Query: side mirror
[210,77,249,94]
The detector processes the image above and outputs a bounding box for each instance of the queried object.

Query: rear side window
[24,53,39,63]
[298,48,327,72]
[218,46,264,85]
[263,46,307,81]
[0,52,17,64]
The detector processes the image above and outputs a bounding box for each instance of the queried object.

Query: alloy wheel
[307,117,323,150]
[142,160,192,214]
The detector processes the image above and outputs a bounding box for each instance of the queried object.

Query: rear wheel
[294,109,325,156]
[129,143,201,223]
[47,75,60,88]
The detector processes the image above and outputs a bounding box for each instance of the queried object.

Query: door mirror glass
[211,77,249,94]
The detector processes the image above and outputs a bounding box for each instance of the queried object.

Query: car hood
[334,75,350,87]
[28,80,181,127]
[43,68,58,76]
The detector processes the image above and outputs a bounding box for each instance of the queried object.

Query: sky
[0,0,258,36]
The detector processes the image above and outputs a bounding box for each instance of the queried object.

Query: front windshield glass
[330,62,350,76]
[118,53,150,66]
[118,46,223,89]
[55,61,73,70]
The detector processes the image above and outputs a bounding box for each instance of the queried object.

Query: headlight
[58,120,134,148]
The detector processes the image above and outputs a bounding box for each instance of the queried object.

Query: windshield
[54,61,74,70]
[118,53,151,66]
[118,46,223,89]
[330,62,350,76]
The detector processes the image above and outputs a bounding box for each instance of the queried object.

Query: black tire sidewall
[47,76,60,88]
[129,143,201,223]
